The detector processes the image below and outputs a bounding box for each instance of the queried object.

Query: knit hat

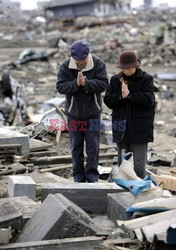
[70,39,90,60]
[117,50,141,69]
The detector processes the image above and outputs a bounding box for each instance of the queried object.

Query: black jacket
[104,68,155,143]
[56,55,108,120]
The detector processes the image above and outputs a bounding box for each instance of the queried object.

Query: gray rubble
[17,193,96,242]
[0,2,176,250]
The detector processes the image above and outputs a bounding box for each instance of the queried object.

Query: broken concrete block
[42,183,124,214]
[92,215,116,236]
[8,176,36,201]
[0,201,23,230]
[17,194,96,243]
[0,128,29,156]
[0,236,102,250]
[0,228,11,245]
[107,192,134,224]
[0,196,40,224]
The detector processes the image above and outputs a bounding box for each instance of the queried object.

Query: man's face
[121,68,136,76]
[75,56,88,70]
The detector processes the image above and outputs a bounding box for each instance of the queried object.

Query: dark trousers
[117,142,148,179]
[68,116,100,182]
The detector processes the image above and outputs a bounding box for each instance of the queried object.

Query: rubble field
[0,4,176,250]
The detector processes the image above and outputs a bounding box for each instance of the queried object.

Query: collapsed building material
[41,182,123,214]
[18,50,48,64]
[0,228,11,245]
[92,215,116,236]
[0,128,29,156]
[0,196,40,224]
[29,138,52,152]
[30,152,117,165]
[107,192,134,224]
[8,176,36,201]
[17,194,96,242]
[118,209,176,244]
[30,172,73,197]
[0,236,102,250]
[39,164,72,173]
[29,150,58,157]
[0,144,22,160]
[0,201,23,230]
[126,197,176,219]
[156,73,176,81]
[0,70,27,126]
[118,209,176,233]
[0,163,26,176]
[152,174,176,191]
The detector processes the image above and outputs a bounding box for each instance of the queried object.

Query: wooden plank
[29,151,58,157]
[56,130,61,146]
[30,152,117,165]
[103,238,138,250]
[106,238,138,245]
[0,236,102,250]
[153,174,176,191]
[40,164,72,173]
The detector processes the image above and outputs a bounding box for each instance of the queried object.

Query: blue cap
[70,39,90,60]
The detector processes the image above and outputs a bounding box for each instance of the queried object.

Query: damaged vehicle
[0,70,28,125]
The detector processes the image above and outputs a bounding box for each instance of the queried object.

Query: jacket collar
[115,68,143,79]
[68,53,94,72]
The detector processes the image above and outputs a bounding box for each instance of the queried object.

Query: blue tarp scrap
[112,176,156,197]
[126,206,169,219]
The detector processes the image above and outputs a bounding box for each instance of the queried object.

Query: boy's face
[121,68,136,76]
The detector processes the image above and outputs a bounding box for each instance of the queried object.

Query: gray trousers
[117,143,148,179]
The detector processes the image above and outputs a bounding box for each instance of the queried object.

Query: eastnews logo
[49,119,126,132]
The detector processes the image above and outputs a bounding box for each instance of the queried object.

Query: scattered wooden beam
[152,174,176,191]
[39,164,72,173]
[0,236,102,250]
[30,153,117,166]
[29,151,58,157]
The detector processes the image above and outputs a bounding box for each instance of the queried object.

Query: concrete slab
[107,192,134,224]
[0,128,29,156]
[0,236,102,250]
[41,183,124,214]
[0,228,11,245]
[30,172,72,198]
[8,176,36,201]
[0,201,23,230]
[29,138,52,152]
[17,194,96,243]
[92,215,116,236]
[0,196,40,223]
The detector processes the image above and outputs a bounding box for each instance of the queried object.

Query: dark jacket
[104,68,155,143]
[56,55,108,120]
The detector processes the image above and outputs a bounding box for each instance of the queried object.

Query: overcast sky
[12,0,176,10]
